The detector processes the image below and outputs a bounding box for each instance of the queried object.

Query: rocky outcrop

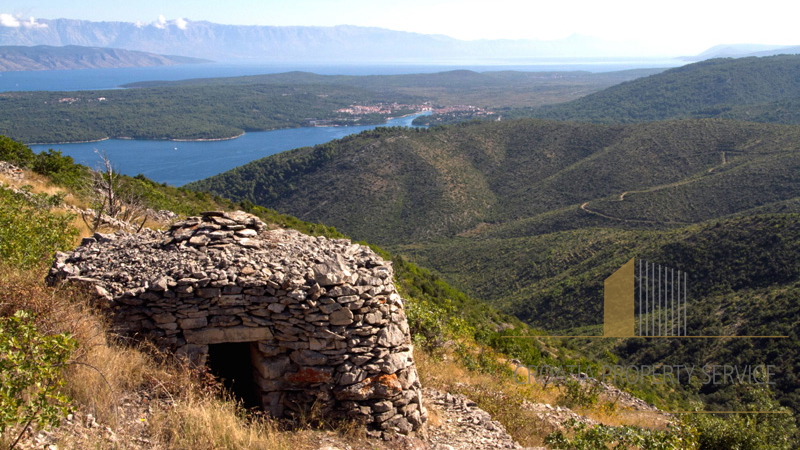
[47,211,426,435]
[425,389,526,450]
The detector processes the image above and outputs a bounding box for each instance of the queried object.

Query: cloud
[0,14,47,29]
[150,15,188,30]
[23,17,48,29]
[0,13,20,27]
[153,15,167,29]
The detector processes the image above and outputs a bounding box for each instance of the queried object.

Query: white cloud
[0,13,20,27]
[150,15,188,30]
[153,14,167,29]
[0,14,47,29]
[22,17,48,29]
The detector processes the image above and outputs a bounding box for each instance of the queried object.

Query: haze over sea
[17,59,682,186]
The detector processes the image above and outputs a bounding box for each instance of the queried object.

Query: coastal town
[335,102,496,119]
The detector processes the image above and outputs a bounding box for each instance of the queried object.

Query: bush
[0,311,76,447]
[31,150,86,189]
[686,387,798,450]
[545,419,697,450]
[0,189,78,268]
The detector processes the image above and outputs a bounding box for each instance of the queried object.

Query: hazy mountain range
[0,45,210,71]
[0,18,675,63]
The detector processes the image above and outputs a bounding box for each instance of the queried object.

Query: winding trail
[578,146,800,223]
[579,151,736,224]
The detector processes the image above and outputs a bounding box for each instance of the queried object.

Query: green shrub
[0,189,78,268]
[31,150,86,189]
[685,387,798,450]
[545,419,697,450]
[0,311,76,447]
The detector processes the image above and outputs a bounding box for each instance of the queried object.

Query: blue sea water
[30,113,428,187]
[0,58,684,92]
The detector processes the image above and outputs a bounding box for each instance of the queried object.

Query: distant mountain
[0,18,664,63]
[0,45,210,71]
[528,55,800,124]
[687,44,800,60]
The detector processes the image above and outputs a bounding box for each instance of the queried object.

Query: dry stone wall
[47,211,426,435]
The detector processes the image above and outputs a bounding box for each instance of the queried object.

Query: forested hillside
[523,55,800,124]
[187,119,800,244]
[186,118,800,416]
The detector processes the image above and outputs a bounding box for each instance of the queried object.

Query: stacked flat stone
[47,211,426,435]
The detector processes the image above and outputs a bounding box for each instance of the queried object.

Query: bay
[30,113,428,187]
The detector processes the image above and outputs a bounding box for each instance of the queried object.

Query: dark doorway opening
[207,342,261,410]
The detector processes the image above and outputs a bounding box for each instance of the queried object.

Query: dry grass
[414,344,673,447]
[414,349,557,447]
[0,170,85,209]
[149,393,307,450]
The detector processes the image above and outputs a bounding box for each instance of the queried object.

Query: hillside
[0,45,210,72]
[5,134,758,449]
[524,55,800,124]
[3,131,798,447]
[187,119,800,244]
[401,214,800,402]
[685,44,800,60]
[186,118,800,418]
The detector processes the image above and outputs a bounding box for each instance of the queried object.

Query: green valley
[186,116,800,419]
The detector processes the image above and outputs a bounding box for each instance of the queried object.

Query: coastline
[28,132,246,146]
[27,112,427,146]
[171,132,245,142]
[27,136,111,146]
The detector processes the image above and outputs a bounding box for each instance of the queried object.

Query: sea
[8,59,684,186]
[29,114,428,187]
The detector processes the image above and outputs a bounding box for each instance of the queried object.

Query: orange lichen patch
[287,368,333,384]
[336,373,403,401]
[373,373,402,395]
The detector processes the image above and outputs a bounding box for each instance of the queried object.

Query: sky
[2,0,799,55]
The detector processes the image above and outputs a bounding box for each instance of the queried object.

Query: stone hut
[47,211,426,435]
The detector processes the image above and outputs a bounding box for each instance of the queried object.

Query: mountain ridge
[0,44,210,71]
[0,18,676,62]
